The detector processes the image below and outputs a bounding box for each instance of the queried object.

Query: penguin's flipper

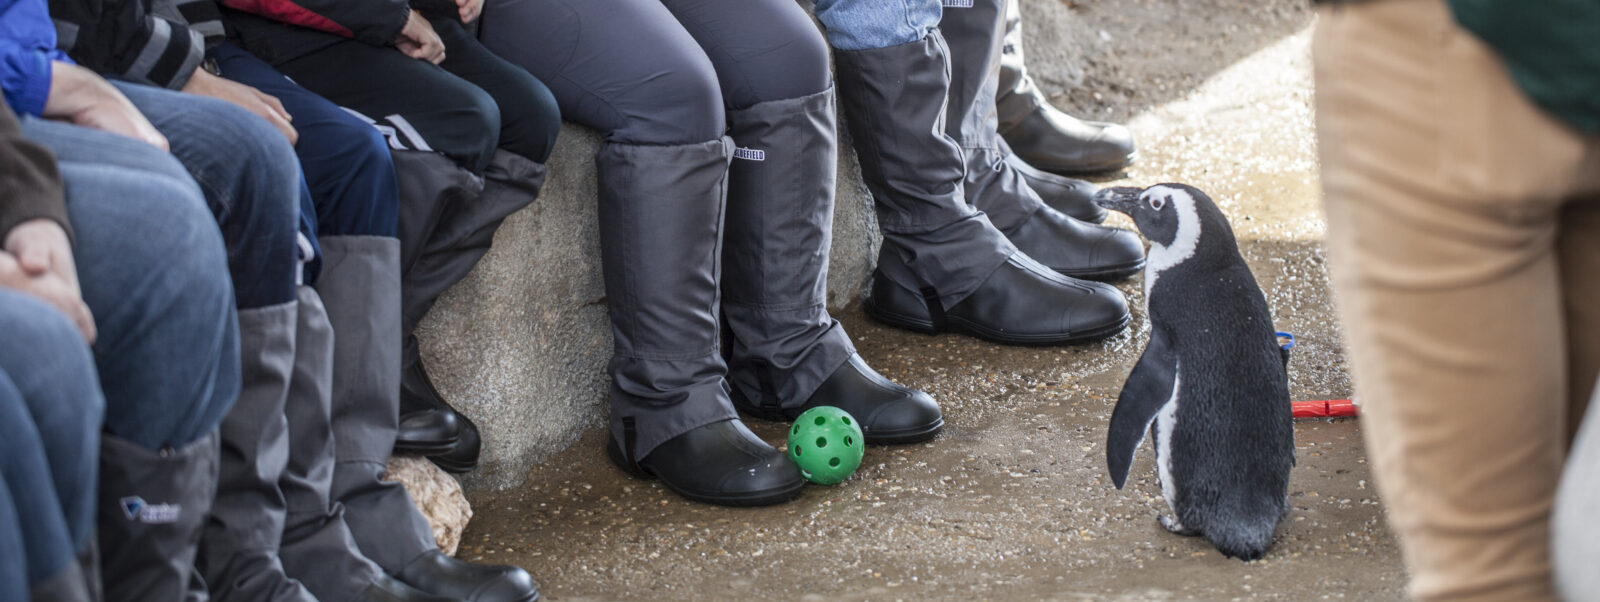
[1107,329,1178,489]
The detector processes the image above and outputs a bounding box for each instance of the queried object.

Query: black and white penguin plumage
[1092,183,1293,561]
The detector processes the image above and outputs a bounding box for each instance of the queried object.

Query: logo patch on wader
[120,496,181,524]
[942,0,974,7]
[734,147,766,161]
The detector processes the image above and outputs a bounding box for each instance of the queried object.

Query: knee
[0,292,105,435]
[64,162,235,353]
[614,56,724,145]
[305,118,399,238]
[723,19,832,107]
[495,76,562,164]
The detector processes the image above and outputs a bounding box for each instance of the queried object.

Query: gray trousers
[995,0,1045,134]
[940,0,1048,232]
[480,0,853,459]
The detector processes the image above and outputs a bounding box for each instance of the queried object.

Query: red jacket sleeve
[220,0,407,46]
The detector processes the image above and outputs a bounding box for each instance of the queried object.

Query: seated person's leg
[429,19,560,166]
[375,23,560,472]
[938,0,1143,280]
[77,83,314,601]
[276,39,503,175]
[993,0,1136,175]
[21,116,242,601]
[205,42,433,602]
[239,34,541,602]
[811,0,1130,347]
[109,81,300,310]
[661,0,943,442]
[0,477,21,602]
[0,291,104,601]
[481,0,807,507]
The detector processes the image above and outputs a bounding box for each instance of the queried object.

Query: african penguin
[1092,183,1293,561]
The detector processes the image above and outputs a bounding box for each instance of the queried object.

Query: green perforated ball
[787,406,864,485]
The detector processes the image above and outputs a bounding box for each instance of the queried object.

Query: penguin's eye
[1149,196,1167,211]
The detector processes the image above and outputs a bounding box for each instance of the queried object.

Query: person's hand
[457,0,483,23]
[395,10,446,64]
[43,61,168,150]
[1,220,95,343]
[182,69,298,146]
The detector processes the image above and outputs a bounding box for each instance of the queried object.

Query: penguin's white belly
[1155,372,1182,515]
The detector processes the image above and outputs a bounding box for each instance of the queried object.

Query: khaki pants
[1313,0,1600,600]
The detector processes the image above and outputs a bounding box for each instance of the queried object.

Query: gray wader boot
[99,431,219,601]
[349,160,541,602]
[394,151,546,473]
[721,86,942,444]
[273,280,390,601]
[196,301,316,602]
[598,138,803,507]
[836,32,1130,346]
[939,0,1143,281]
[993,0,1135,174]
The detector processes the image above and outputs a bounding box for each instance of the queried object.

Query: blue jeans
[19,118,241,452]
[812,0,940,50]
[111,81,305,308]
[0,291,104,589]
[210,43,399,240]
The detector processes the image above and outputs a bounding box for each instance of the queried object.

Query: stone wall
[416,124,882,491]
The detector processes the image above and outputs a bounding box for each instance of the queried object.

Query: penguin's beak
[1093,187,1143,215]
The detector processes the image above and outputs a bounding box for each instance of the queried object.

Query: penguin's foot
[1159,515,1200,537]
[999,206,1145,283]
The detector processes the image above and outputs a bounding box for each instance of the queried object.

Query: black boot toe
[1002,206,1144,282]
[395,550,538,602]
[608,419,804,507]
[797,354,942,444]
[429,411,481,473]
[394,409,461,455]
[866,253,1130,346]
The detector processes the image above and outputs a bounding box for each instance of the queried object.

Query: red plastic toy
[1292,399,1358,418]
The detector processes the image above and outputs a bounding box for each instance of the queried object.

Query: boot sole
[734,402,945,446]
[392,438,460,456]
[1054,258,1146,283]
[865,417,945,445]
[605,443,806,507]
[428,455,479,474]
[1024,152,1137,176]
[864,299,1131,347]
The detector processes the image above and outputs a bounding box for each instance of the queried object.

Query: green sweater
[1446,0,1600,134]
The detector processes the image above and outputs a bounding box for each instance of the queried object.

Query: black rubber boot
[938,0,1142,282]
[736,354,943,444]
[1000,139,1107,223]
[596,136,804,507]
[865,252,1130,346]
[835,33,1131,345]
[352,574,456,602]
[395,338,463,458]
[998,204,1145,282]
[608,419,804,507]
[993,0,1135,174]
[394,551,538,602]
[393,151,545,468]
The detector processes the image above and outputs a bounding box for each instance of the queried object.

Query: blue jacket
[0,0,72,117]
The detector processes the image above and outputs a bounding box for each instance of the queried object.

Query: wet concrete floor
[459,10,1408,602]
